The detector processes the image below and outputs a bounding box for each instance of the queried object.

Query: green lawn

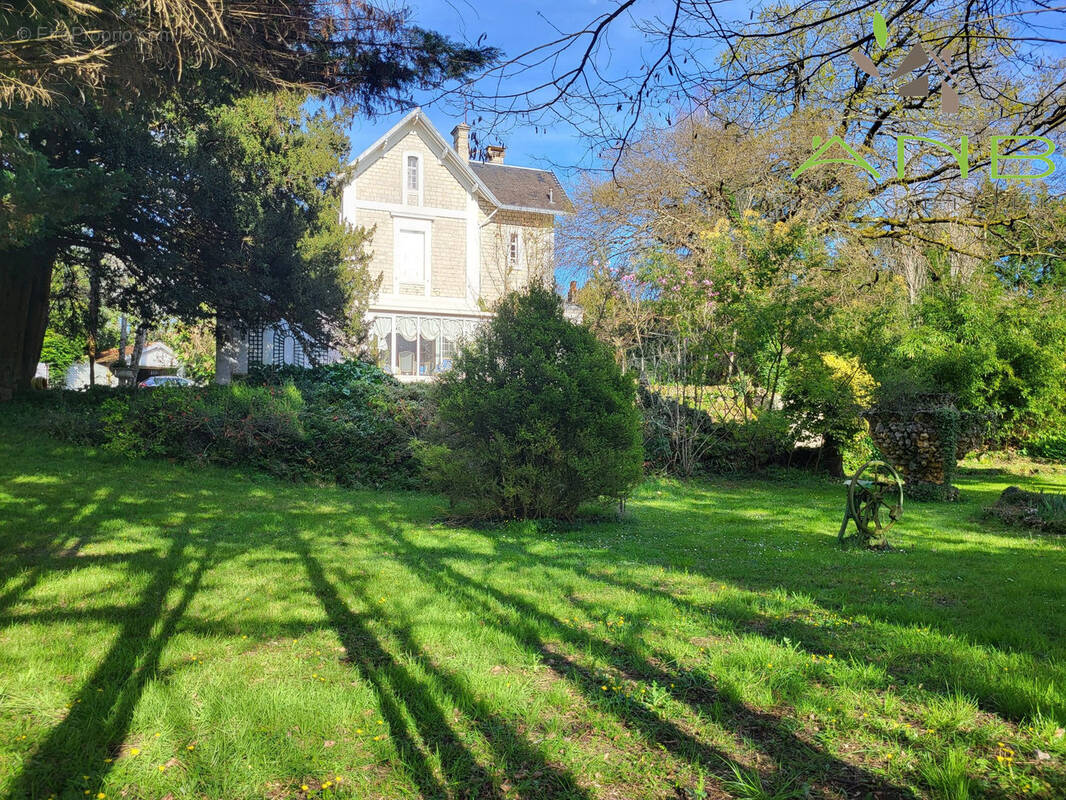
[1,427,1064,800]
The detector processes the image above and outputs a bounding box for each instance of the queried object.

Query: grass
[0,427,1064,800]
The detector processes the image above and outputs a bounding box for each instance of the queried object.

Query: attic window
[549,188,554,204]
[406,155,420,191]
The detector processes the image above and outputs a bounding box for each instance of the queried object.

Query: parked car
[138,376,195,389]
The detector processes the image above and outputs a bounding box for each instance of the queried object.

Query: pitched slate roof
[468,161,574,214]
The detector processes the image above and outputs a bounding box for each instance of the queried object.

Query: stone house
[240,109,573,380]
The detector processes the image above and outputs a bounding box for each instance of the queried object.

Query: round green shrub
[420,282,643,520]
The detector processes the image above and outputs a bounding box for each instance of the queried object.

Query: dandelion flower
[129,748,140,756]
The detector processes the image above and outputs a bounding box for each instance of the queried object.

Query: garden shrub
[784,352,877,476]
[637,387,797,475]
[10,385,126,445]
[419,282,643,520]
[244,361,418,486]
[1023,433,1066,463]
[699,410,795,473]
[18,360,419,487]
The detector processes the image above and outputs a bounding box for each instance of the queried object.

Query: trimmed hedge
[419,283,644,520]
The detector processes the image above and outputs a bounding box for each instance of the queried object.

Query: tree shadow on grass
[0,484,121,618]
[550,555,1066,724]
[9,534,215,800]
[369,522,914,800]
[290,532,593,800]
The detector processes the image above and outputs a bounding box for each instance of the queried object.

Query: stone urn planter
[865,395,987,501]
[113,365,136,386]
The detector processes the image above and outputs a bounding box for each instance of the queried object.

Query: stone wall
[868,412,950,485]
[867,407,987,499]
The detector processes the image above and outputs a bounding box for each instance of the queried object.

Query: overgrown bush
[419,282,643,520]
[699,410,795,473]
[1023,433,1066,463]
[16,361,420,487]
[784,352,877,476]
[638,386,795,475]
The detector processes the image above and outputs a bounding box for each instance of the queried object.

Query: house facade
[241,109,573,380]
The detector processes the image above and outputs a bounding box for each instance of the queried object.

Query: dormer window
[403,152,422,205]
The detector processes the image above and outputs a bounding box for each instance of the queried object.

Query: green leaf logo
[873,12,888,48]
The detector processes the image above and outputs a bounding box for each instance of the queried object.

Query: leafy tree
[159,322,216,385]
[878,277,1066,439]
[785,352,878,475]
[420,282,643,520]
[37,329,85,386]
[1,5,497,397]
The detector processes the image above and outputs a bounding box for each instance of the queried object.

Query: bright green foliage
[785,352,878,472]
[2,426,1065,799]
[423,283,643,519]
[872,12,889,48]
[37,328,85,385]
[1025,433,1066,462]
[880,278,1066,439]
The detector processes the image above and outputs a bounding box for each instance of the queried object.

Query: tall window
[508,231,519,267]
[406,155,419,191]
[396,228,426,285]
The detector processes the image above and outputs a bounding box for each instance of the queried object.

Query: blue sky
[346,0,686,186]
[346,1,1066,191]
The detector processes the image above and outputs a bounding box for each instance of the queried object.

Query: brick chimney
[567,280,578,303]
[486,145,506,164]
[450,123,469,160]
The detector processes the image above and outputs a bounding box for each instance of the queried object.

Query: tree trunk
[214,318,240,385]
[124,324,148,386]
[0,244,57,399]
[118,313,128,365]
[88,270,101,388]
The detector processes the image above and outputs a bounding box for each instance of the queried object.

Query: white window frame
[392,217,432,296]
[402,150,423,206]
[507,230,519,268]
[372,314,478,380]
